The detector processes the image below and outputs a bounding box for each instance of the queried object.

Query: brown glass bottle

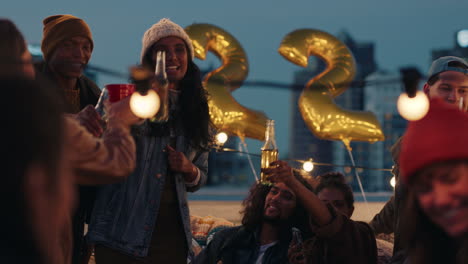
[260,120,278,183]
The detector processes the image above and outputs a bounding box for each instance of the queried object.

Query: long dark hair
[240,170,314,234]
[178,60,213,150]
[2,77,64,264]
[142,50,213,150]
[401,193,468,264]
[402,161,468,264]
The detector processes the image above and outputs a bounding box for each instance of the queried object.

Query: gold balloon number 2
[186,25,384,147]
[279,29,384,149]
[185,23,268,141]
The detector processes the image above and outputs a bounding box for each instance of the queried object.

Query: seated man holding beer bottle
[195,160,378,264]
[194,160,328,264]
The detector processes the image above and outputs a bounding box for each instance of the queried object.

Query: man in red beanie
[369,56,468,264]
[399,98,468,264]
[36,14,102,264]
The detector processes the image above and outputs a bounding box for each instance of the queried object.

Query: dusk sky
[4,0,467,156]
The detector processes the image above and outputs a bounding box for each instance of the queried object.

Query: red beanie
[399,98,468,183]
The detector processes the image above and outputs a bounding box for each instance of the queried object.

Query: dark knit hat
[399,98,468,183]
[41,14,93,61]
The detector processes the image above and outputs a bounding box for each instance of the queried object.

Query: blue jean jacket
[86,124,208,259]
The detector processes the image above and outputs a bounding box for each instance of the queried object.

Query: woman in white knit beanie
[87,18,213,264]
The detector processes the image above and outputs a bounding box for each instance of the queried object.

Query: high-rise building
[335,31,378,109]
[207,136,256,187]
[289,60,333,177]
[332,31,379,191]
[364,71,407,191]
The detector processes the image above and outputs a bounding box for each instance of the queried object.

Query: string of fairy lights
[85,58,426,191]
[213,132,394,174]
[29,44,463,190]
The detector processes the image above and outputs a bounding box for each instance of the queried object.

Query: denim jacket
[86,121,208,259]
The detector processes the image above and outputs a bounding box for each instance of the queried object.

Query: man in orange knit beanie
[41,15,93,62]
[38,14,101,115]
[37,14,102,264]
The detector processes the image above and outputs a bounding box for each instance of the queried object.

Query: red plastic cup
[105,84,135,103]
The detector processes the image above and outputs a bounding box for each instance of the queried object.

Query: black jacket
[34,62,101,113]
[194,226,291,264]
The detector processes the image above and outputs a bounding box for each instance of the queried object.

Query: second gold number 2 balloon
[185,23,269,141]
[279,29,384,149]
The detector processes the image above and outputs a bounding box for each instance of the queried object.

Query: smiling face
[150,36,188,85]
[48,36,92,79]
[263,182,297,222]
[413,162,468,238]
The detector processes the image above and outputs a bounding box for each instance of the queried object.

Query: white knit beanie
[140,18,194,64]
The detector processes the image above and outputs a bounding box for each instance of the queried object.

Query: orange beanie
[41,14,93,61]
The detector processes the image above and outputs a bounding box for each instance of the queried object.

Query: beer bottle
[260,120,278,183]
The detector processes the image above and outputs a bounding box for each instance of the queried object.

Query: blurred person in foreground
[0,18,141,263]
[0,18,140,185]
[1,76,71,264]
[0,18,35,78]
[369,56,468,263]
[399,98,468,264]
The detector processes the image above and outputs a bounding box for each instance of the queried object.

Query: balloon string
[239,140,259,182]
[344,142,372,219]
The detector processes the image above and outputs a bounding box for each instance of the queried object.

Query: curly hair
[240,170,314,234]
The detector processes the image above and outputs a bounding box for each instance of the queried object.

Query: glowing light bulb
[303,160,314,172]
[215,132,228,145]
[390,176,396,188]
[397,91,429,121]
[130,90,160,119]
[457,29,468,48]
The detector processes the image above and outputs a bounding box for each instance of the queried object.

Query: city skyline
[3,0,467,166]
